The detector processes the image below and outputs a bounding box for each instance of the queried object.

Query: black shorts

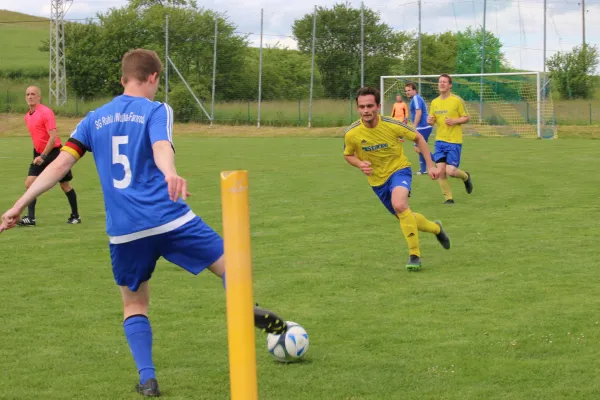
[28,148,73,182]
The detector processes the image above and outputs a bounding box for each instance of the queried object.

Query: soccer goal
[381,73,557,139]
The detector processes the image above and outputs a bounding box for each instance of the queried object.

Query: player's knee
[392,200,409,214]
[446,165,457,176]
[208,255,225,277]
[60,181,72,192]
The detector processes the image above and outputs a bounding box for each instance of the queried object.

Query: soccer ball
[266,321,309,363]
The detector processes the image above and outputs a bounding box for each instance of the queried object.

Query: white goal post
[380,72,557,139]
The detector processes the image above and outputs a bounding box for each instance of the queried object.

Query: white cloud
[262,36,298,49]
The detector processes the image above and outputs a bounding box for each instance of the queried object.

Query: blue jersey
[409,94,429,130]
[66,95,189,239]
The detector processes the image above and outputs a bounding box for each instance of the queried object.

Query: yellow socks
[398,209,420,256]
[453,169,469,182]
[413,212,441,234]
[438,178,453,201]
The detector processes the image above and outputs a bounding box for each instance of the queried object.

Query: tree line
[36,0,597,107]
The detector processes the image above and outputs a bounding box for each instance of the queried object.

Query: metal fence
[1,0,599,127]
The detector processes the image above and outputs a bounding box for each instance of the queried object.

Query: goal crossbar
[381,72,539,79]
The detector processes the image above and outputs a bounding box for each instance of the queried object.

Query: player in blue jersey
[404,83,434,175]
[0,49,287,397]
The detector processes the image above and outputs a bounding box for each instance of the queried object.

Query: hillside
[0,10,48,23]
[0,10,49,71]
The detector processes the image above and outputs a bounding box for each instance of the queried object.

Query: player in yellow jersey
[343,87,451,271]
[427,74,473,204]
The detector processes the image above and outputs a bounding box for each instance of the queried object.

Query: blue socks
[418,152,435,173]
[124,315,155,384]
[122,275,226,385]
[418,152,427,173]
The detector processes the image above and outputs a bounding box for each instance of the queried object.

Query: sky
[1,0,599,72]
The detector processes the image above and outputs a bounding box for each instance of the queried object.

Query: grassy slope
[0,10,49,70]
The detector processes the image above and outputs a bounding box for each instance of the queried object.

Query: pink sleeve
[42,107,57,132]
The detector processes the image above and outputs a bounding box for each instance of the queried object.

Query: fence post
[257,8,263,128]
[308,5,317,128]
[75,96,78,116]
[590,103,592,125]
[360,2,364,87]
[211,17,218,128]
[247,100,250,124]
[298,99,301,125]
[165,14,169,104]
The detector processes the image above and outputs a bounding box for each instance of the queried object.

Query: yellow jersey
[343,115,417,187]
[429,93,468,144]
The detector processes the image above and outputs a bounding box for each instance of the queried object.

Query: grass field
[3,113,600,139]
[0,131,599,399]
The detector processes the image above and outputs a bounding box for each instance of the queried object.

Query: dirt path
[1,113,598,139]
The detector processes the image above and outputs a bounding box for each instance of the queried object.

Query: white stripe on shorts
[108,210,197,244]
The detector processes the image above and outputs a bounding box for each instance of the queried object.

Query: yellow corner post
[220,170,258,400]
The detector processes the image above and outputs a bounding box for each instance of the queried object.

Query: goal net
[380,73,557,139]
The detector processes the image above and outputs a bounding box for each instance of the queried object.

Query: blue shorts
[414,126,433,146]
[372,167,412,216]
[109,217,224,291]
[433,141,462,167]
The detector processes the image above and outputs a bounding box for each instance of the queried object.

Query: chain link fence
[1,1,599,127]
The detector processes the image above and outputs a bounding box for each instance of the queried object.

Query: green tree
[62,0,249,101]
[547,44,599,99]
[402,31,458,75]
[456,27,507,74]
[293,2,409,99]
[63,21,115,99]
[244,45,324,101]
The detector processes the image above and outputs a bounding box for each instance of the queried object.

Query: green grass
[1,82,600,128]
[0,135,599,399]
[0,10,49,71]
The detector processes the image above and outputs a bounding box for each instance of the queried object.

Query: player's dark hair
[439,73,453,84]
[122,49,163,84]
[405,82,417,91]
[355,87,381,105]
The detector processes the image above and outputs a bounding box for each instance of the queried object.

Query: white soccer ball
[266,321,309,363]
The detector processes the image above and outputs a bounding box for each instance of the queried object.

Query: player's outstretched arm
[152,140,190,202]
[1,152,77,232]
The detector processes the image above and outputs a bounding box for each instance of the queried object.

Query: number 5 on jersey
[113,136,132,189]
